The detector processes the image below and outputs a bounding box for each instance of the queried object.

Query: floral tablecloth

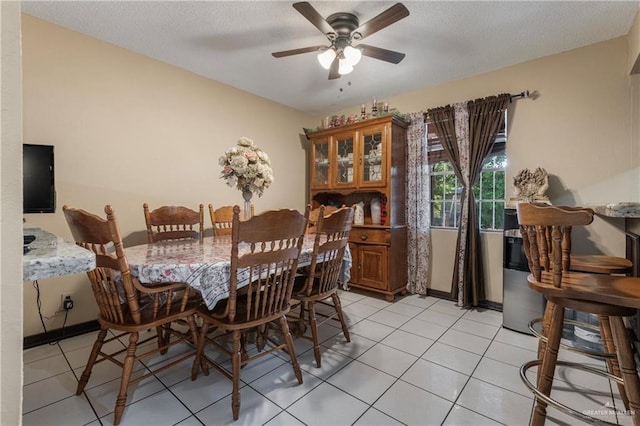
[125,235,351,310]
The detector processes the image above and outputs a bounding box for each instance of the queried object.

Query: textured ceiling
[21,1,640,116]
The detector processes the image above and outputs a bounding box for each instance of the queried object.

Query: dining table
[124,234,352,310]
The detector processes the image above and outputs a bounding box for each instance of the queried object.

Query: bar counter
[592,202,640,218]
[23,226,95,281]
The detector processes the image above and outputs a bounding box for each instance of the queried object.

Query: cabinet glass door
[360,125,386,187]
[310,139,330,189]
[334,133,355,187]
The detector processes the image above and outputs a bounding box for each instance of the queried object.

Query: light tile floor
[22,290,635,425]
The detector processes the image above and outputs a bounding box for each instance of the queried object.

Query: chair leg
[240,331,249,365]
[610,316,640,426]
[308,301,321,368]
[599,315,630,410]
[191,321,210,380]
[187,315,199,349]
[331,293,350,342]
[531,303,564,426]
[279,316,303,384]
[256,324,267,352]
[76,327,108,395]
[297,301,309,335]
[186,314,204,379]
[114,331,139,426]
[231,330,242,421]
[156,325,168,355]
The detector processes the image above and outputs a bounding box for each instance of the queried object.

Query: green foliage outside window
[430,154,506,231]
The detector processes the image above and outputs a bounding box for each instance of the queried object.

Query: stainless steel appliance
[502,208,546,334]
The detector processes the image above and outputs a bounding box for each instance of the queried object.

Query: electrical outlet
[61,293,74,310]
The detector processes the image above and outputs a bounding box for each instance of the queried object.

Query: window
[427,112,507,231]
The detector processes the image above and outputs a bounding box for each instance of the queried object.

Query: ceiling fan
[272,2,410,80]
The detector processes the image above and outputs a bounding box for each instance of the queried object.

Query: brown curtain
[428,105,462,181]
[427,94,509,307]
[462,94,510,306]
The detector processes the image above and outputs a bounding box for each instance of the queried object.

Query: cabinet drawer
[349,228,390,244]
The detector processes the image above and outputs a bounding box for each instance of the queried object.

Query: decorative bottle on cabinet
[305,115,408,302]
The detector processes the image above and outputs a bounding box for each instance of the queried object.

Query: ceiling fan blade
[353,3,409,39]
[293,2,335,36]
[358,44,406,64]
[272,45,326,58]
[328,57,340,80]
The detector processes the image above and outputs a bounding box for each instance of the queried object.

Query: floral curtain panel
[406,112,431,295]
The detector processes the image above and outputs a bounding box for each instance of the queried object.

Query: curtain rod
[423,90,531,119]
[509,90,530,102]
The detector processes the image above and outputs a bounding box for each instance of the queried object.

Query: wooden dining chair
[63,205,201,426]
[143,203,204,243]
[208,203,254,236]
[516,203,640,425]
[306,204,339,234]
[291,205,354,367]
[191,205,309,421]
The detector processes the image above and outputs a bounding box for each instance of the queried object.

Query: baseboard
[427,289,503,312]
[478,300,503,312]
[24,320,100,349]
[426,289,455,301]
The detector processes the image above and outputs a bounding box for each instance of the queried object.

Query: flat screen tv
[23,144,56,213]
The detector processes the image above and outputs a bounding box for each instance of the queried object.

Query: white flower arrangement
[219,137,274,197]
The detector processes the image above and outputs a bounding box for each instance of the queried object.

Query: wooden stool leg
[537,302,555,389]
[532,303,564,426]
[610,316,640,426]
[599,315,630,410]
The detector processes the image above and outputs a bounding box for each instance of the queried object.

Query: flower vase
[242,189,252,220]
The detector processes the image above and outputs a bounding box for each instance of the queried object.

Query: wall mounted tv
[23,144,56,214]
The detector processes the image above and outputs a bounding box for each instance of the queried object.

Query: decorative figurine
[507,167,551,207]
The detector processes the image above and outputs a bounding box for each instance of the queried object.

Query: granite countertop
[23,227,96,281]
[592,202,640,218]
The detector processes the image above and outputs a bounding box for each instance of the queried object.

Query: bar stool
[516,203,640,425]
[524,205,634,409]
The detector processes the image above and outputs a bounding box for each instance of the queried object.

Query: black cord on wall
[32,280,70,345]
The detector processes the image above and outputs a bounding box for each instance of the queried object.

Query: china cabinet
[306,115,408,301]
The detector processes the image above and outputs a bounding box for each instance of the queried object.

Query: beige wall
[21,15,313,336]
[332,36,637,301]
[1,1,24,424]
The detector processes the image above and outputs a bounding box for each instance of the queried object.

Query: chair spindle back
[303,205,354,296]
[64,205,144,324]
[224,205,309,323]
[516,203,594,288]
[209,204,254,237]
[143,203,204,243]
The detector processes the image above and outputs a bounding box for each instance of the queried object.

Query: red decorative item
[380,194,387,225]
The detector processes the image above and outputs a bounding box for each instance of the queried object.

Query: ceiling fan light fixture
[343,45,362,66]
[338,57,354,75]
[317,48,336,70]
[273,2,410,80]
